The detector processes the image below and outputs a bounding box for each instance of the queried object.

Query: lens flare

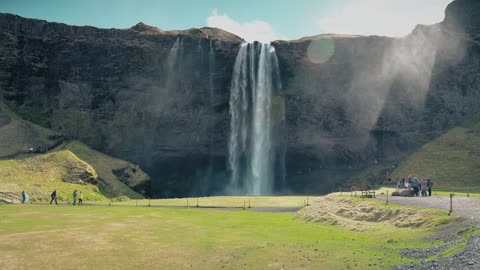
[307,38,335,64]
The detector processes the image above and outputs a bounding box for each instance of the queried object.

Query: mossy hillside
[0,100,148,200]
[0,101,61,158]
[0,150,106,201]
[0,144,147,201]
[58,141,149,198]
[391,114,480,190]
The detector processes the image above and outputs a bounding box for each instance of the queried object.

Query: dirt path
[375,195,480,270]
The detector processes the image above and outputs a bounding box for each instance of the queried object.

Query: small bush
[112,196,130,202]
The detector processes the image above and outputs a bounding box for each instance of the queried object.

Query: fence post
[187,199,189,208]
[306,195,309,206]
[136,200,138,207]
[248,199,251,208]
[243,201,246,210]
[448,193,454,216]
[340,187,342,196]
[385,190,389,205]
[196,198,199,208]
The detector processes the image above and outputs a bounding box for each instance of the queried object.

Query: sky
[0,0,454,42]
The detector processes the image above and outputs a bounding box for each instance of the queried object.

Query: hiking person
[412,177,419,196]
[427,178,433,196]
[78,191,83,205]
[421,179,427,196]
[21,191,29,204]
[73,190,78,205]
[402,178,406,188]
[50,189,58,205]
[407,176,413,190]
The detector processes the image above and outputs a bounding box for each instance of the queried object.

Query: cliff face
[0,13,243,197]
[0,0,479,196]
[272,0,480,191]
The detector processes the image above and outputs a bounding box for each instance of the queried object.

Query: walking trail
[376,194,480,270]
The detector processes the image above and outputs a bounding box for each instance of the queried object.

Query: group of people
[21,189,84,205]
[49,189,83,205]
[397,176,433,197]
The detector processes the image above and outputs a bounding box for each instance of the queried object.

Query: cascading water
[165,37,183,95]
[228,42,284,195]
[208,40,215,104]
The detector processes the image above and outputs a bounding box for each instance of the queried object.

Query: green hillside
[58,141,150,198]
[0,150,106,202]
[0,101,61,158]
[391,114,480,190]
[0,100,149,201]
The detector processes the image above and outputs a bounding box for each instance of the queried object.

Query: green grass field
[0,195,466,270]
[102,195,322,208]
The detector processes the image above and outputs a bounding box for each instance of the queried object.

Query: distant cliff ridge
[0,0,479,197]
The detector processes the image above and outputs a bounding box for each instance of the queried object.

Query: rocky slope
[0,0,479,196]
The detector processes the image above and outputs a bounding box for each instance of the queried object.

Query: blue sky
[0,0,453,41]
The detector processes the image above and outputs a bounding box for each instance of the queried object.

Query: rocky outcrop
[0,0,479,196]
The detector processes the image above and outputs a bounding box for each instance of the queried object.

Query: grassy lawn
[102,196,322,208]
[0,200,457,270]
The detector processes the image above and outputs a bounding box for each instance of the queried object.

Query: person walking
[412,177,419,196]
[50,189,58,205]
[78,191,83,205]
[427,178,433,196]
[21,191,29,204]
[73,190,78,205]
[421,179,427,196]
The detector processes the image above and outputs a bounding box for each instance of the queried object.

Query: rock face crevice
[0,0,479,196]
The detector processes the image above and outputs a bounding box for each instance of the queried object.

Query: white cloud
[207,9,283,43]
[318,0,454,37]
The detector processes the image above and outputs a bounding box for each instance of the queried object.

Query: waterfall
[228,42,284,195]
[165,37,183,95]
[208,40,215,105]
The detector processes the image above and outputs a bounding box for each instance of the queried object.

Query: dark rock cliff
[0,0,479,196]
[0,13,243,197]
[272,0,480,191]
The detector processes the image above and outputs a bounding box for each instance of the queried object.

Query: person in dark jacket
[427,178,433,196]
[73,190,78,205]
[50,189,58,205]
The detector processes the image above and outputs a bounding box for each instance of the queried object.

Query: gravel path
[375,195,480,270]
[377,195,480,225]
